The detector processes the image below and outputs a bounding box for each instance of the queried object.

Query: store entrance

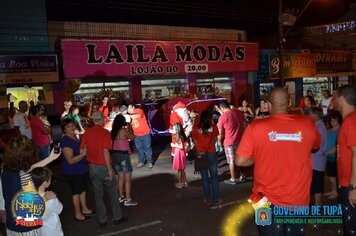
[6,86,44,107]
[302,77,334,104]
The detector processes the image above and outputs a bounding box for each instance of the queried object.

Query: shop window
[197,77,231,99]
[74,81,129,103]
[303,77,333,104]
[141,76,186,101]
[6,86,43,107]
[337,76,349,87]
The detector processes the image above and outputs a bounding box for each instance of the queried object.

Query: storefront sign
[0,55,59,85]
[61,40,258,78]
[314,50,352,74]
[269,53,316,78]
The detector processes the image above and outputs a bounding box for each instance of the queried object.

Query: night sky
[46,0,353,37]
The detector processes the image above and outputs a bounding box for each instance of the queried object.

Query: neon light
[325,21,355,33]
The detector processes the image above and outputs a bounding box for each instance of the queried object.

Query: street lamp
[278,0,312,87]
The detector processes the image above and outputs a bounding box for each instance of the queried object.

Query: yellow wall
[6,87,42,107]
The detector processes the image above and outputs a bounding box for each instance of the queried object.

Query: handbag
[194,153,210,171]
[194,127,214,171]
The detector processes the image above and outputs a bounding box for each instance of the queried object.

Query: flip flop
[74,215,91,222]
[83,210,96,217]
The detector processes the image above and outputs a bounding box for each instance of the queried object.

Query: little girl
[171,122,188,189]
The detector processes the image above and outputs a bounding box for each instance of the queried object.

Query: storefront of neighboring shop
[302,50,354,103]
[0,55,59,114]
[60,39,259,108]
[253,49,354,108]
[254,50,316,107]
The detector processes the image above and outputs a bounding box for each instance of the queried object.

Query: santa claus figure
[169,101,191,155]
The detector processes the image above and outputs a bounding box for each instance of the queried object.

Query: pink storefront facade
[59,39,259,107]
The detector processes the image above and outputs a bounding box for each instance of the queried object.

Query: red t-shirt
[80,125,112,165]
[192,124,219,153]
[236,114,321,206]
[130,108,150,136]
[337,111,356,187]
[217,110,245,146]
[99,105,111,119]
[299,97,305,109]
[30,117,50,146]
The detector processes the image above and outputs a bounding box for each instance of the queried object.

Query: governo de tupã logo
[11,181,46,227]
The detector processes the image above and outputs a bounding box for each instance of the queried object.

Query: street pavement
[49,127,344,236]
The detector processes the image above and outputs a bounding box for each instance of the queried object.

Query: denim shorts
[112,151,133,173]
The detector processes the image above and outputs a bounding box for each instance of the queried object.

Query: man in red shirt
[236,88,321,235]
[299,89,315,109]
[217,101,245,185]
[127,104,153,168]
[80,111,126,227]
[335,85,356,235]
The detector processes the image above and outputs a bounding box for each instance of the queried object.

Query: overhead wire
[46,0,276,23]
[0,0,277,41]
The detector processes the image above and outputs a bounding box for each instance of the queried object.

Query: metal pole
[278,0,285,87]
[283,0,313,38]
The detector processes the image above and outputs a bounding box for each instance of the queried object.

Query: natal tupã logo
[11,181,46,227]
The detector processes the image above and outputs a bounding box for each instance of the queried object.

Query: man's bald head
[269,87,289,114]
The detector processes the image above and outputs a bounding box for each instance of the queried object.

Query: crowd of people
[0,84,355,236]
[235,86,356,235]
[0,95,154,235]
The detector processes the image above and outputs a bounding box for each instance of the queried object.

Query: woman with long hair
[192,110,221,208]
[171,122,188,188]
[238,99,255,123]
[255,99,270,119]
[111,115,138,206]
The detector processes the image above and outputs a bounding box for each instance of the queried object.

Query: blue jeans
[199,152,219,203]
[112,152,133,173]
[339,186,356,236]
[36,145,50,160]
[134,133,153,164]
[89,165,122,224]
[257,205,306,236]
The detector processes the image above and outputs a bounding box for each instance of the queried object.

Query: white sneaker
[137,163,144,168]
[147,163,153,169]
[118,196,126,203]
[124,199,138,206]
[224,179,237,185]
[237,176,246,182]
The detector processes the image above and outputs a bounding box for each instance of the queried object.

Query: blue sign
[255,208,272,226]
[0,55,58,73]
[0,55,59,85]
